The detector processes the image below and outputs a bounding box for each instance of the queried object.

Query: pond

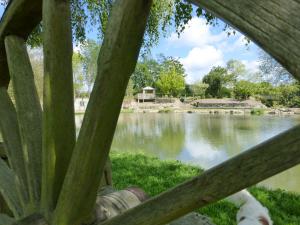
[75,113,300,193]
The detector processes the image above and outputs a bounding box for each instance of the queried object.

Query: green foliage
[233,80,255,100]
[189,81,209,98]
[125,79,135,97]
[72,53,85,97]
[1,0,233,50]
[226,59,247,81]
[202,66,231,98]
[259,50,294,85]
[131,57,160,92]
[111,153,300,225]
[156,60,186,97]
[79,39,100,93]
[250,108,265,115]
[276,84,300,107]
[131,55,186,97]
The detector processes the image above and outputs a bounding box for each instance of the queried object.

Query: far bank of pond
[75,113,300,193]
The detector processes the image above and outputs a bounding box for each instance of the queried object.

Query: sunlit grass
[111,152,300,225]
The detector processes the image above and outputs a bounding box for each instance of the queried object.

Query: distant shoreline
[75,107,300,116]
[74,97,300,116]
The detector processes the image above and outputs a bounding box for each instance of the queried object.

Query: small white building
[74,98,89,113]
[136,86,156,102]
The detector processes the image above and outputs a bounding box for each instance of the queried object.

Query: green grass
[121,108,134,113]
[158,108,173,113]
[111,152,300,225]
[251,108,265,115]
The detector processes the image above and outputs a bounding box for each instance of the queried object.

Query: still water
[75,113,300,193]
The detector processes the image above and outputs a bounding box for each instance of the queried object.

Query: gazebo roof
[143,86,155,90]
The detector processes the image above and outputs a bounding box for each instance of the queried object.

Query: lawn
[110,152,300,225]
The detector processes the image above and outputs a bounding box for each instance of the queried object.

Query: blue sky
[150,17,261,83]
[0,4,261,84]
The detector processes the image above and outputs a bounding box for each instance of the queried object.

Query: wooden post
[53,1,152,225]
[42,0,75,215]
[100,125,300,225]
[189,0,300,80]
[5,35,42,213]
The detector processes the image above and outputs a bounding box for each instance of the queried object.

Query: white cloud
[242,59,260,73]
[180,46,224,83]
[168,17,228,83]
[184,140,228,169]
[167,17,256,83]
[169,17,226,48]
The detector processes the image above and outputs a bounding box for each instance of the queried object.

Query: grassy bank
[111,153,300,225]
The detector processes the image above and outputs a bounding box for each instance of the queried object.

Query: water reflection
[75,113,300,193]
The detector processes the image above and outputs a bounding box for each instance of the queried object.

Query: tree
[189,81,208,98]
[131,57,160,92]
[233,80,255,100]
[156,67,185,97]
[276,83,300,107]
[80,39,100,93]
[72,52,85,98]
[226,59,247,81]
[202,66,232,98]
[125,79,135,97]
[259,50,294,84]
[0,0,234,51]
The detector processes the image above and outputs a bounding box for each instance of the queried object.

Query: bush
[233,80,255,100]
[251,108,265,115]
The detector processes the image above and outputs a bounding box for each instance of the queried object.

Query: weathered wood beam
[0,142,5,159]
[42,0,76,216]
[0,214,15,225]
[100,125,300,225]
[12,214,47,225]
[5,35,42,213]
[53,1,152,225]
[0,158,23,218]
[0,88,29,209]
[0,0,42,87]
[189,0,300,80]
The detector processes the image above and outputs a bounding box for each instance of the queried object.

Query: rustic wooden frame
[0,0,299,225]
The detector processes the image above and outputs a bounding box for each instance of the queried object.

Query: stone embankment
[121,98,300,115]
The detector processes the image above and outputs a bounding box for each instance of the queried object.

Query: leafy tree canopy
[156,66,185,97]
[202,66,231,98]
[258,50,294,85]
[0,0,226,50]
